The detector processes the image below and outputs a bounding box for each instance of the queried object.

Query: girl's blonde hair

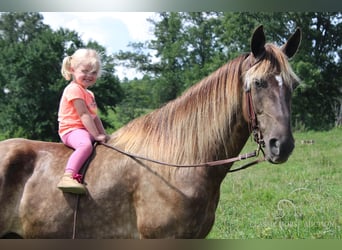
[61,48,102,81]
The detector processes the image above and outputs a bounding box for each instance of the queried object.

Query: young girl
[57,48,110,194]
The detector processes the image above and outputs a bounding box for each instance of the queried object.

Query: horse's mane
[112,54,247,165]
[112,43,299,165]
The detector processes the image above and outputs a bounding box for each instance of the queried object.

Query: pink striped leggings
[61,129,95,174]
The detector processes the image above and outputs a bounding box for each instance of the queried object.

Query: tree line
[0,12,341,141]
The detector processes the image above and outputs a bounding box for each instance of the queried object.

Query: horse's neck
[113,56,254,173]
[114,82,250,170]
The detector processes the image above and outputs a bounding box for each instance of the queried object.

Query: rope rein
[99,140,265,172]
[98,89,265,172]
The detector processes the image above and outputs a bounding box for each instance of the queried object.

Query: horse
[0,25,301,238]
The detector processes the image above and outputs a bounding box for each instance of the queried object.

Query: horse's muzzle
[265,136,295,164]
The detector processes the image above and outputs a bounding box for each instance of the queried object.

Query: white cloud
[41,12,154,52]
[109,12,155,41]
[41,12,155,79]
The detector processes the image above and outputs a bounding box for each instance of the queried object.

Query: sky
[41,12,156,79]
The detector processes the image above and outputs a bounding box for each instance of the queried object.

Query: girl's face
[72,63,98,88]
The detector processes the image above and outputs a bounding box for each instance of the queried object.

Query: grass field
[207,127,342,239]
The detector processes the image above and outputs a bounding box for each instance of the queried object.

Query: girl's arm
[94,115,111,141]
[73,99,107,142]
[94,115,106,134]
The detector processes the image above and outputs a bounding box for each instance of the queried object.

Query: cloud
[41,12,155,79]
[41,12,154,53]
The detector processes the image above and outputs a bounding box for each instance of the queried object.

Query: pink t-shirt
[58,82,98,137]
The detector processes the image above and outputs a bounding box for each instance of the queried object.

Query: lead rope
[97,91,265,170]
[98,130,265,170]
[72,142,98,239]
[72,196,80,239]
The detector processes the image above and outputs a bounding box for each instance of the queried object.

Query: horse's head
[243,25,301,164]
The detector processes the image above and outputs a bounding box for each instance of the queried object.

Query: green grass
[207,127,342,239]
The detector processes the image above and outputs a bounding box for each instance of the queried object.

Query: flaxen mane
[113,54,248,166]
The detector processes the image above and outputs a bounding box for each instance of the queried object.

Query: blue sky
[41,12,155,79]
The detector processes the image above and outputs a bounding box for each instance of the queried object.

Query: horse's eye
[255,80,267,89]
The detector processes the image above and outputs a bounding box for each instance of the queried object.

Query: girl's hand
[95,134,110,143]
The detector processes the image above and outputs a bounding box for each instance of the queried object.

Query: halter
[246,90,265,149]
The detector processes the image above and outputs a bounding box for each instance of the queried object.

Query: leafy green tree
[180,12,225,89]
[148,12,188,104]
[115,75,154,126]
[285,12,342,130]
[115,12,226,106]
[0,13,68,140]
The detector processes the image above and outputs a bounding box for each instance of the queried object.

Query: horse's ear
[282,28,302,59]
[251,25,266,59]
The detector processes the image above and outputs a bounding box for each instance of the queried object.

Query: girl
[57,48,110,194]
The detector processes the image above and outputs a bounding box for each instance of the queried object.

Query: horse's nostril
[269,138,280,155]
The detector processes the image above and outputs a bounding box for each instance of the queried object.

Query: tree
[181,12,225,89]
[115,75,155,126]
[148,12,189,104]
[287,12,342,130]
[115,12,226,105]
[0,13,68,140]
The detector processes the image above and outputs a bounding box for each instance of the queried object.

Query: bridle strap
[246,91,257,132]
[246,90,265,147]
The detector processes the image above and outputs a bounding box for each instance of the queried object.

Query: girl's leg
[61,129,94,175]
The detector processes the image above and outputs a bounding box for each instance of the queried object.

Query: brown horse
[0,26,301,238]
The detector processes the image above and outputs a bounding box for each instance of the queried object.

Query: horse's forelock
[244,43,300,91]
